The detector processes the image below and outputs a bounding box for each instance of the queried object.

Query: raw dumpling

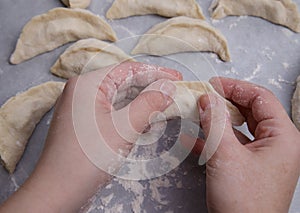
[0,82,65,173]
[106,0,205,20]
[51,38,135,79]
[152,81,244,126]
[292,76,300,130]
[210,0,300,32]
[131,16,230,62]
[10,8,117,64]
[61,0,91,9]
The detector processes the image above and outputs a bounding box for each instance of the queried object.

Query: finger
[179,133,205,156]
[111,79,176,142]
[108,61,183,85]
[198,93,242,164]
[99,62,183,103]
[192,139,206,156]
[209,77,293,140]
[209,77,288,124]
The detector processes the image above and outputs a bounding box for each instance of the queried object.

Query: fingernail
[208,77,217,84]
[210,77,223,93]
[200,93,219,112]
[207,95,218,109]
[198,99,204,114]
[160,80,176,100]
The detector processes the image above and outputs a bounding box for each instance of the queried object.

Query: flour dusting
[104,203,123,213]
[149,179,169,205]
[282,62,290,70]
[81,120,200,212]
[46,117,52,126]
[116,178,146,212]
[10,176,19,191]
[236,16,248,21]
[229,22,237,30]
[101,193,114,206]
[261,46,275,60]
[278,75,295,85]
[114,25,135,37]
[224,67,238,75]
[243,64,261,81]
[211,19,223,24]
[268,78,282,89]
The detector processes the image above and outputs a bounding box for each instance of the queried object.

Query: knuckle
[253,85,276,101]
[254,120,281,138]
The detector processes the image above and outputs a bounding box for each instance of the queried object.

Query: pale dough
[114,80,244,126]
[51,38,135,79]
[61,0,91,9]
[10,8,117,64]
[210,0,300,32]
[0,82,65,173]
[156,81,244,126]
[131,16,230,62]
[106,0,205,20]
[292,76,300,130]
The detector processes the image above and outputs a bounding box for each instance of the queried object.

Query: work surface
[0,0,299,212]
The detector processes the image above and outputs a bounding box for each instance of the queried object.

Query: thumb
[198,93,241,165]
[112,79,176,143]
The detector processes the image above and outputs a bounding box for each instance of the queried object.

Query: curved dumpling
[51,38,135,79]
[152,81,244,126]
[131,16,230,62]
[10,8,117,64]
[0,82,65,173]
[106,0,205,20]
[61,0,91,9]
[210,0,300,32]
[292,76,300,130]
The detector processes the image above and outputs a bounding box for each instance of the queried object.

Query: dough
[131,16,230,62]
[113,80,243,125]
[210,0,300,32]
[292,76,300,130]
[61,0,91,9]
[106,0,205,20]
[156,81,244,126]
[0,82,65,173]
[51,38,135,79]
[10,8,117,64]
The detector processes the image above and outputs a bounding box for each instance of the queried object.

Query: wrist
[25,160,111,212]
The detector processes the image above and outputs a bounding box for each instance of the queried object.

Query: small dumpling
[0,82,65,173]
[10,8,117,64]
[210,0,300,32]
[106,0,205,20]
[51,38,135,79]
[131,16,230,62]
[151,81,244,126]
[61,0,91,9]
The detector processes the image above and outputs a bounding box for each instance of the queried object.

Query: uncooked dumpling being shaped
[51,38,134,79]
[292,76,300,130]
[152,81,244,126]
[131,16,230,62]
[10,8,117,64]
[106,0,205,20]
[61,0,91,9]
[0,82,65,173]
[210,0,300,32]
